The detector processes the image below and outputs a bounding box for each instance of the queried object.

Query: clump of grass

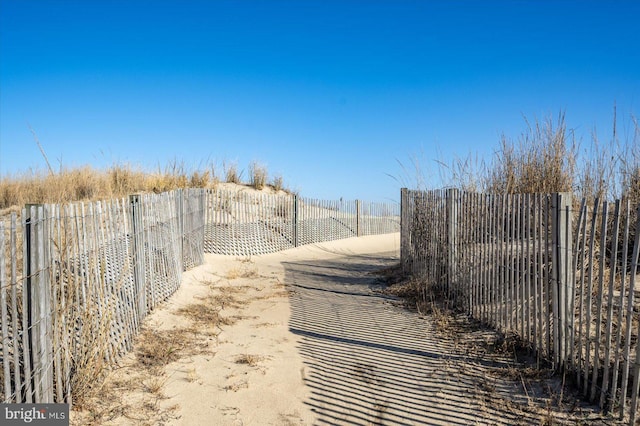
[190,169,212,188]
[382,276,424,307]
[484,113,576,195]
[223,379,249,392]
[271,174,284,191]
[142,376,168,396]
[234,353,263,367]
[177,284,249,326]
[135,328,192,372]
[177,302,223,326]
[211,285,251,310]
[226,266,258,280]
[374,263,404,286]
[249,161,268,190]
[108,163,148,195]
[224,161,242,184]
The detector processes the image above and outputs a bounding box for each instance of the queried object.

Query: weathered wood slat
[590,201,609,401]
[10,214,22,402]
[584,200,599,396]
[1,222,9,401]
[575,199,588,387]
[400,189,640,425]
[600,200,621,407]
[610,200,630,413]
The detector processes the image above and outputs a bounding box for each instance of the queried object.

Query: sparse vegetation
[223,161,242,184]
[381,264,605,425]
[135,328,193,372]
[226,266,258,280]
[271,174,284,191]
[178,301,225,326]
[0,159,289,210]
[429,111,639,205]
[234,353,263,367]
[249,161,268,190]
[484,114,576,195]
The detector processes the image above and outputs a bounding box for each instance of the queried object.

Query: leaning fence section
[401,188,640,425]
[0,189,207,404]
[1,187,397,405]
[204,189,400,256]
[204,190,296,255]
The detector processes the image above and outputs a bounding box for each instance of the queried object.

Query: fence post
[176,189,185,272]
[551,194,560,369]
[400,188,408,274]
[293,195,299,247]
[356,200,361,237]
[551,192,572,370]
[129,195,147,320]
[24,204,53,402]
[447,189,459,296]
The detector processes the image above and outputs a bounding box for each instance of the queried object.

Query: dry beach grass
[0,160,292,211]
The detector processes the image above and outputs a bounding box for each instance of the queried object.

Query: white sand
[72,231,608,425]
[71,234,399,426]
[161,234,399,425]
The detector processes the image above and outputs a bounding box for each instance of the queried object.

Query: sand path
[73,233,609,426]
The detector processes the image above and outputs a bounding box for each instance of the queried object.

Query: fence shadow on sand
[283,252,608,426]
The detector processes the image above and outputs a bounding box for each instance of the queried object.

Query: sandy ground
[72,233,617,426]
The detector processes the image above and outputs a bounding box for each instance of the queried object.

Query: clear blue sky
[1,0,638,202]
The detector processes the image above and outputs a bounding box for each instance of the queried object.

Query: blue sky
[1,0,638,202]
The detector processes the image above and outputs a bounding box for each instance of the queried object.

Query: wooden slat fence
[401,188,640,425]
[0,189,207,404]
[204,189,400,256]
[1,187,398,405]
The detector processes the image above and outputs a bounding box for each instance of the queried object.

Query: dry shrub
[108,164,147,195]
[135,328,192,372]
[177,301,223,325]
[212,286,250,310]
[190,170,211,188]
[249,161,268,190]
[485,114,576,194]
[623,165,640,205]
[0,158,280,211]
[226,266,258,280]
[224,161,241,184]
[151,168,188,193]
[436,152,488,192]
[67,328,116,407]
[1,167,109,208]
[431,111,638,205]
[0,160,227,210]
[271,174,284,191]
[234,353,263,367]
